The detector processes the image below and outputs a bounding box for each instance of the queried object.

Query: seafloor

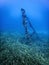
[0,32,49,65]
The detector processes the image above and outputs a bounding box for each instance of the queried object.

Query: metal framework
[21,8,46,44]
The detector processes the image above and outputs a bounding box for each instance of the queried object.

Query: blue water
[0,0,49,34]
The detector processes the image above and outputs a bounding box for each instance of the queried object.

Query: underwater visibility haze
[0,0,49,65]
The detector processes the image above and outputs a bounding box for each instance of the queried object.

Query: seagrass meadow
[0,32,49,65]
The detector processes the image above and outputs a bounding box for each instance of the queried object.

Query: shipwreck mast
[21,8,36,40]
